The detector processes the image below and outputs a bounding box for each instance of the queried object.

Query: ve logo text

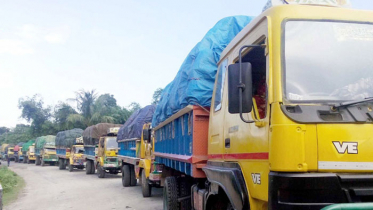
[333,141,358,154]
[251,173,261,185]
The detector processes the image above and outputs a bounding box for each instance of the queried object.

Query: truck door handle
[225,138,230,148]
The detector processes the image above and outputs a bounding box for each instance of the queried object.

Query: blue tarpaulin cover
[117,105,156,141]
[152,16,253,127]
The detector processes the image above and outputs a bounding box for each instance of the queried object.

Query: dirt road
[4,161,163,210]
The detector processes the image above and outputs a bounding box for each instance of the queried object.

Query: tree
[0,127,9,136]
[67,91,121,127]
[151,88,163,105]
[18,95,52,136]
[54,102,81,130]
[71,89,98,120]
[128,102,141,112]
[0,124,33,145]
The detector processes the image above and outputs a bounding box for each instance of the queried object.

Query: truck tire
[27,158,30,164]
[122,165,131,187]
[141,169,151,197]
[86,160,91,174]
[90,161,96,174]
[130,166,137,186]
[41,160,45,167]
[59,159,64,170]
[178,177,191,210]
[36,157,41,165]
[98,165,105,178]
[163,176,179,210]
[69,163,73,172]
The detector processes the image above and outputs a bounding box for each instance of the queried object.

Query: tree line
[0,88,163,145]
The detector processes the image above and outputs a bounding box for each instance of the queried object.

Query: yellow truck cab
[16,147,23,163]
[0,144,9,160]
[137,123,154,197]
[27,144,36,164]
[68,137,85,172]
[188,1,373,210]
[7,147,15,161]
[96,127,121,178]
[40,146,57,166]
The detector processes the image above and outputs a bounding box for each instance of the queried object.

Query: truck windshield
[75,147,84,154]
[30,147,35,153]
[284,21,373,102]
[106,137,118,149]
[45,148,55,153]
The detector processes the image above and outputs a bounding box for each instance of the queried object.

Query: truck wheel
[98,165,105,178]
[90,161,96,174]
[41,160,45,167]
[130,166,137,186]
[27,158,30,164]
[163,177,179,210]
[86,160,91,174]
[36,157,41,165]
[178,177,191,210]
[122,165,131,187]
[141,169,151,197]
[69,163,73,172]
[59,159,64,170]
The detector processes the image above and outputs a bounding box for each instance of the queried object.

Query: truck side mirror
[143,129,151,142]
[228,62,253,114]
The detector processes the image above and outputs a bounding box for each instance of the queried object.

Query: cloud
[44,25,71,44]
[0,24,72,55]
[0,72,14,88]
[16,24,40,41]
[0,39,34,55]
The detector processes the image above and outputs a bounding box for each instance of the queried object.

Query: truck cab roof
[219,4,373,65]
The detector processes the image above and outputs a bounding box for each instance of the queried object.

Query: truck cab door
[223,19,270,202]
[209,58,228,158]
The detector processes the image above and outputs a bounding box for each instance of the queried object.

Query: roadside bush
[0,166,19,193]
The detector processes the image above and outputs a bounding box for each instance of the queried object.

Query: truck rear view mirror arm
[228,45,265,123]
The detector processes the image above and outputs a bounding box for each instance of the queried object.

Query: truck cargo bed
[84,145,96,160]
[154,105,209,178]
[56,148,68,158]
[118,138,139,165]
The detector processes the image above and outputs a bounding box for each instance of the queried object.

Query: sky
[0,0,371,128]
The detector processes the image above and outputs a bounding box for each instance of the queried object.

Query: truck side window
[238,39,267,119]
[214,58,228,112]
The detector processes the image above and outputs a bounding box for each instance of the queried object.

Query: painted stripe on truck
[319,161,373,170]
[208,152,269,160]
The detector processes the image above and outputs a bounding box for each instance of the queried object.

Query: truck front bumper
[43,158,58,162]
[269,172,373,210]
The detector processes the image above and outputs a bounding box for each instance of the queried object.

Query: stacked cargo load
[21,140,35,153]
[151,16,252,173]
[35,135,56,152]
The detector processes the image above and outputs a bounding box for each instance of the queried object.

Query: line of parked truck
[2,1,373,209]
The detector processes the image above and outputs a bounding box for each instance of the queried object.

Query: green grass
[0,166,25,206]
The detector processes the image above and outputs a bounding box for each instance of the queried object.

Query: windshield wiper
[334,97,373,108]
